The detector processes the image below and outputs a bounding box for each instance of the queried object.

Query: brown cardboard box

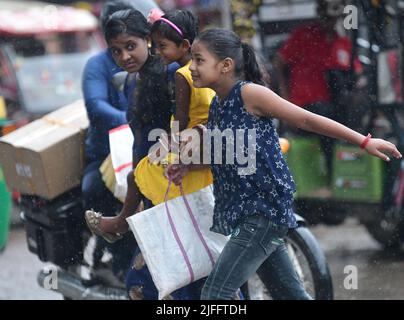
[0,100,88,199]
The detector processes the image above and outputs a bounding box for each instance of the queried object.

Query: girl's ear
[221,57,234,74]
[181,39,191,50]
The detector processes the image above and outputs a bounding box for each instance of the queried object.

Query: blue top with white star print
[207,81,298,236]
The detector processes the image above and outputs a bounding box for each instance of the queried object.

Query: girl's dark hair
[197,28,265,86]
[100,1,133,34]
[151,10,198,46]
[104,9,150,43]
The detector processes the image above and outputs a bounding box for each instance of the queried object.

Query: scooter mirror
[279,137,290,154]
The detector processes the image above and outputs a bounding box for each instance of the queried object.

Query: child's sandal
[85,210,123,244]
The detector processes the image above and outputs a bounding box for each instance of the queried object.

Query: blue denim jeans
[201,214,312,300]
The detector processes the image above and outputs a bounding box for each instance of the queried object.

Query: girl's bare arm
[174,73,191,132]
[242,83,402,161]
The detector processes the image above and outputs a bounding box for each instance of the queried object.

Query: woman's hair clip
[147,8,164,24]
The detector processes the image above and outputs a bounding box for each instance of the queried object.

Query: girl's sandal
[85,210,123,244]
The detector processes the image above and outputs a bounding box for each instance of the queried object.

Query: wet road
[311,218,404,299]
[1,217,404,300]
[0,225,61,300]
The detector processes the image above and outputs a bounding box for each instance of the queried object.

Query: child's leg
[82,160,123,263]
[125,248,206,300]
[125,248,159,300]
[201,214,308,300]
[99,170,142,234]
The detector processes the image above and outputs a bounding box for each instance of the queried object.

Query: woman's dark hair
[197,28,265,86]
[131,55,172,131]
[151,9,198,46]
[104,9,150,43]
[100,1,134,34]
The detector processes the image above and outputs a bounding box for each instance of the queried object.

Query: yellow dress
[134,61,215,205]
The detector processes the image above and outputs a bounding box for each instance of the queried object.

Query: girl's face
[190,40,222,89]
[152,33,188,65]
[108,33,149,73]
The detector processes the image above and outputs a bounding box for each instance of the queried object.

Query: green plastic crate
[285,137,328,198]
[331,144,385,202]
[0,166,11,251]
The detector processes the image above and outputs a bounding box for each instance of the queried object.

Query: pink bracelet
[360,133,372,149]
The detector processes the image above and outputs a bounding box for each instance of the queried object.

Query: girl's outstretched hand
[365,138,402,162]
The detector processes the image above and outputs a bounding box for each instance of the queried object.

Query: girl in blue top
[167,28,402,300]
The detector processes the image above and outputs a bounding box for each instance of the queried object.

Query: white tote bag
[109,124,134,199]
[126,183,228,299]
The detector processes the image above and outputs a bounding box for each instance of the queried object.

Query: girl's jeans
[201,214,312,300]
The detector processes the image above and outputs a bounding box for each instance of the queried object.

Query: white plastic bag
[109,124,134,199]
[126,184,228,299]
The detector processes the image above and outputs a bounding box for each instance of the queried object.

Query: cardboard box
[0,100,88,200]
